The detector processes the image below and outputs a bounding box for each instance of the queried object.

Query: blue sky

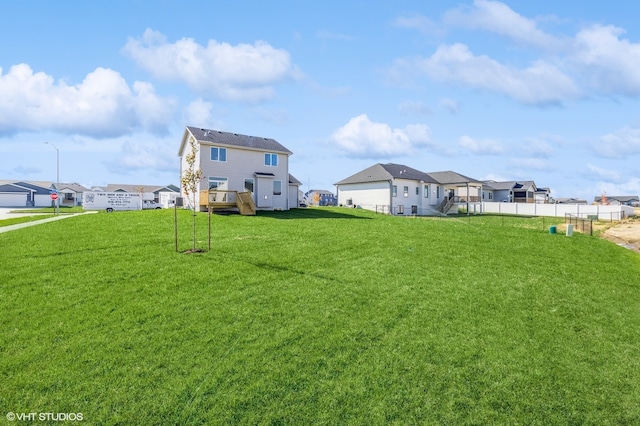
[2,0,639,200]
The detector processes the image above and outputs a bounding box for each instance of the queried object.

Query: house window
[210,147,227,162]
[436,186,440,198]
[397,205,404,214]
[244,178,254,193]
[208,176,227,190]
[411,205,418,214]
[65,193,74,201]
[392,185,397,197]
[403,186,409,197]
[273,180,282,196]
[264,153,278,166]
[489,192,493,200]
[415,187,419,195]
[424,185,429,198]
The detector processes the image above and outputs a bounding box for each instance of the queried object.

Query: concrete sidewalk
[0,211,97,233]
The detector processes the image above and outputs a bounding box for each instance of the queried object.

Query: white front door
[256,177,273,208]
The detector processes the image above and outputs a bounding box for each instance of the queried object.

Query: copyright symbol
[6,412,15,421]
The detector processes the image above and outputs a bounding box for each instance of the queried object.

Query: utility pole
[45,142,60,215]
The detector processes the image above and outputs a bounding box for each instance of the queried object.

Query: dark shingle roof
[105,184,178,193]
[428,171,482,185]
[335,163,438,185]
[483,180,536,191]
[289,174,302,185]
[594,195,639,203]
[187,126,292,154]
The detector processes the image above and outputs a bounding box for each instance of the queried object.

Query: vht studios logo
[6,412,83,421]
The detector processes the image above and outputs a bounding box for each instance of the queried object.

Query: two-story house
[178,126,298,213]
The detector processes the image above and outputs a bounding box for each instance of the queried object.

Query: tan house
[178,126,300,213]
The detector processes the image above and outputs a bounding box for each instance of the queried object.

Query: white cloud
[122,29,301,102]
[594,177,640,198]
[571,25,640,95]
[412,43,580,105]
[458,135,503,154]
[184,99,219,130]
[391,2,640,104]
[105,138,177,175]
[586,164,622,182]
[595,126,640,158]
[0,64,174,137]
[330,114,432,158]
[443,0,564,50]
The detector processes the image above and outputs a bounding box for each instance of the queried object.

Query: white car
[142,200,162,209]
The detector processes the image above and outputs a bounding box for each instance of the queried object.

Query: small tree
[181,136,203,251]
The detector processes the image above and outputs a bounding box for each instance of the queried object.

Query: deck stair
[437,196,456,214]
[236,191,256,215]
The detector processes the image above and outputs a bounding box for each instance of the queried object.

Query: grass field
[1,207,640,424]
[0,215,56,228]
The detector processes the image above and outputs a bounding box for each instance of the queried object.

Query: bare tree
[180,136,203,252]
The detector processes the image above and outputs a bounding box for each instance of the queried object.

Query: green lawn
[1,208,639,424]
[0,215,56,228]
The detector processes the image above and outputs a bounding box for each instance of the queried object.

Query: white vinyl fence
[479,202,634,220]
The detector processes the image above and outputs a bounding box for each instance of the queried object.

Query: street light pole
[45,142,60,215]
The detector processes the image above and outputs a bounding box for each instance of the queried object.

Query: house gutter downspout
[389,179,393,215]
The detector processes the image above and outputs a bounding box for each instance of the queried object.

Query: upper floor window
[265,153,278,167]
[211,147,227,162]
[424,184,429,198]
[403,186,409,198]
[392,185,397,197]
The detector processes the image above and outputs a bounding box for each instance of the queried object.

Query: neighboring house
[288,174,302,209]
[0,180,90,207]
[482,180,550,203]
[178,126,299,212]
[555,198,588,205]
[59,183,90,206]
[305,189,337,206]
[105,184,179,204]
[594,195,639,206]
[429,171,484,207]
[0,182,32,207]
[0,180,55,207]
[335,163,442,215]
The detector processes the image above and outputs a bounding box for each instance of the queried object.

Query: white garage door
[0,193,28,207]
[34,194,53,207]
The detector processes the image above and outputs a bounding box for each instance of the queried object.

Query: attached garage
[0,192,28,207]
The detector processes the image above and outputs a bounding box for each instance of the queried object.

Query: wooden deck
[199,190,256,215]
